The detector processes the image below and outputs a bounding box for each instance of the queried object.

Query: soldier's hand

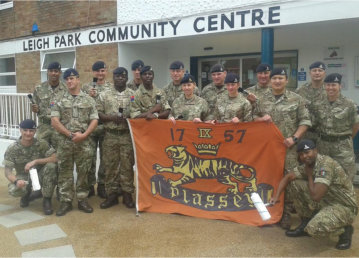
[169,116,176,125]
[247,93,257,104]
[193,118,202,123]
[24,161,37,172]
[31,104,39,113]
[16,179,27,188]
[256,114,272,123]
[284,137,295,148]
[269,197,278,206]
[72,132,86,143]
[205,120,216,125]
[231,117,240,123]
[145,113,156,120]
[112,114,125,124]
[89,88,97,97]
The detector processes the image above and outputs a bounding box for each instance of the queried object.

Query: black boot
[97,184,107,199]
[20,191,31,208]
[336,225,353,250]
[279,212,291,230]
[88,185,95,198]
[29,190,42,201]
[122,192,135,208]
[56,202,72,216]
[43,197,53,215]
[100,193,119,209]
[286,218,310,237]
[78,200,93,213]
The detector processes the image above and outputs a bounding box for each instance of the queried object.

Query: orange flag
[128,119,286,226]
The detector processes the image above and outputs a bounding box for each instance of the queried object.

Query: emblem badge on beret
[334,77,339,82]
[281,70,285,75]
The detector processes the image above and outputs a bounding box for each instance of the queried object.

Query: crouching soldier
[3,119,57,215]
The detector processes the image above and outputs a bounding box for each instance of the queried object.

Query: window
[0,0,13,10]
[40,50,76,82]
[0,56,16,93]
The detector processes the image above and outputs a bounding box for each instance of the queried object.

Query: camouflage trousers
[8,163,57,198]
[317,137,356,181]
[290,179,356,237]
[88,125,105,186]
[36,123,61,149]
[283,146,299,213]
[103,130,134,194]
[57,137,94,202]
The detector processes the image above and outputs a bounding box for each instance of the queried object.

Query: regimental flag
[128,119,286,226]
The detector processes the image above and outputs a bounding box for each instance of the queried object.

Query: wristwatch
[68,132,74,140]
[291,135,298,144]
[153,112,159,118]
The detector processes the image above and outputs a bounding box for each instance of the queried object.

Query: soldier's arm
[269,172,296,205]
[306,169,328,202]
[51,117,72,138]
[82,119,98,139]
[31,88,40,113]
[24,153,57,172]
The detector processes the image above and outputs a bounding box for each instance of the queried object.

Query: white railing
[0,93,37,139]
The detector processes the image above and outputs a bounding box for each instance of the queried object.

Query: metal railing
[0,93,37,139]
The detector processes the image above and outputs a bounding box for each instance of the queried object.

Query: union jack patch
[130,96,135,102]
[318,168,326,177]
[50,101,55,107]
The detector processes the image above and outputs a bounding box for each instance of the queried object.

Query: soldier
[200,64,227,115]
[82,61,112,198]
[31,61,67,148]
[3,119,57,215]
[246,63,271,104]
[97,67,135,209]
[270,139,357,250]
[130,66,171,119]
[51,68,98,216]
[126,59,144,91]
[169,74,208,123]
[164,61,199,107]
[255,67,311,229]
[295,61,326,141]
[207,73,252,123]
[313,73,359,180]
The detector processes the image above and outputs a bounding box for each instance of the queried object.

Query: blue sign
[297,71,306,81]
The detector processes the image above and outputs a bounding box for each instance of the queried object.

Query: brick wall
[15,52,41,93]
[76,43,118,84]
[1,1,116,40]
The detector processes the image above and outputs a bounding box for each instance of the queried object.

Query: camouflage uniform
[291,154,357,236]
[209,94,252,122]
[256,90,312,171]
[200,82,227,115]
[126,79,141,91]
[51,91,98,202]
[97,87,135,194]
[164,81,200,107]
[313,94,359,180]
[246,83,270,100]
[33,81,67,149]
[3,139,57,198]
[82,81,112,186]
[295,82,325,142]
[170,94,208,121]
[130,84,171,118]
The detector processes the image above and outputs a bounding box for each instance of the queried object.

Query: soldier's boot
[97,184,107,199]
[43,197,53,215]
[78,200,93,213]
[29,190,42,202]
[100,193,119,209]
[88,185,95,198]
[56,202,72,216]
[20,191,31,208]
[122,192,135,209]
[285,218,310,237]
[279,212,291,230]
[336,225,354,250]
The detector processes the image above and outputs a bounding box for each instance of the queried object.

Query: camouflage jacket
[246,83,270,100]
[82,80,112,101]
[126,79,141,91]
[3,139,55,176]
[33,81,67,123]
[164,81,200,107]
[255,90,312,138]
[200,82,227,115]
[51,91,98,133]
[130,84,171,118]
[97,87,135,130]
[209,94,253,122]
[294,154,358,213]
[313,94,359,136]
[170,94,209,121]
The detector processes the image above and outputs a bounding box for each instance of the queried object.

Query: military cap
[210,64,225,73]
[297,139,316,152]
[256,63,271,73]
[131,60,144,71]
[20,119,37,129]
[224,73,239,84]
[270,67,287,78]
[180,74,196,84]
[92,61,106,71]
[140,65,153,75]
[113,67,128,75]
[63,68,79,79]
[324,73,342,84]
[47,62,61,70]
[169,61,184,70]
[309,61,326,70]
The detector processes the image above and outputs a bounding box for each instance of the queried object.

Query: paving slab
[22,244,76,257]
[0,203,14,212]
[0,210,43,228]
[15,224,67,246]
